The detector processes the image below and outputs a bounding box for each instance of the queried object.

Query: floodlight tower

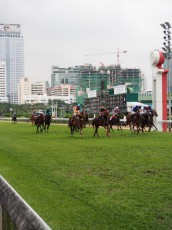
[160,22,172,131]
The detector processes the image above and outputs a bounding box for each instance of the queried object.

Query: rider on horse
[112,107,121,118]
[73,104,83,120]
[45,107,52,117]
[131,105,141,121]
[140,105,153,125]
[99,106,109,123]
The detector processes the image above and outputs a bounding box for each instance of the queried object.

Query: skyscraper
[0,24,24,103]
[0,61,8,102]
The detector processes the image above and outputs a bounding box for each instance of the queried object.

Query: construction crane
[84,49,128,66]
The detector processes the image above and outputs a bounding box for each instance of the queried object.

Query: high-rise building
[51,66,81,87]
[0,24,24,103]
[18,77,31,104]
[0,61,8,102]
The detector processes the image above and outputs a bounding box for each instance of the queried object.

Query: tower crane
[84,49,128,66]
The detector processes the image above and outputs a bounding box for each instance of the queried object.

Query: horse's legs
[117,122,123,132]
[93,126,99,137]
[153,123,158,131]
[36,125,39,133]
[70,125,74,136]
[47,124,50,132]
[80,128,83,137]
[110,123,114,132]
[106,126,110,138]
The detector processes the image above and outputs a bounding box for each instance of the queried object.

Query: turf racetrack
[0,122,172,229]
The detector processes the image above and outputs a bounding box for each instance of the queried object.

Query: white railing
[0,176,51,230]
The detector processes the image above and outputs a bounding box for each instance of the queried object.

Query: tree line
[0,99,72,118]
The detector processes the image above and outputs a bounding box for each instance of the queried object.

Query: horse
[68,114,85,137]
[109,115,123,132]
[44,115,51,132]
[147,110,158,132]
[140,110,158,132]
[35,114,45,133]
[92,116,110,137]
[12,114,17,124]
[126,112,140,134]
[30,114,38,126]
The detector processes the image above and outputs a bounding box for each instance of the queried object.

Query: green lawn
[0,122,172,230]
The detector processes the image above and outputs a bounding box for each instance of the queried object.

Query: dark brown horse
[44,115,52,132]
[35,114,45,133]
[140,110,158,132]
[126,112,140,134]
[92,116,110,137]
[30,114,38,126]
[68,114,84,137]
[109,115,123,132]
[147,110,158,132]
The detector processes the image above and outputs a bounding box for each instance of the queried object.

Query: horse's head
[153,110,158,117]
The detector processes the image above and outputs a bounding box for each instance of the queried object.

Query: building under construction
[51,63,144,111]
[98,64,143,93]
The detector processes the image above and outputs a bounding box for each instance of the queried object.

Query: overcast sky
[1,0,172,90]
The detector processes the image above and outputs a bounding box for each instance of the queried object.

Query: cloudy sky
[1,0,172,90]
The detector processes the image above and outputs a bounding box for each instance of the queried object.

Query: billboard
[87,90,97,98]
[114,85,126,95]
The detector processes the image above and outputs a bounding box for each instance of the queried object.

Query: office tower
[0,61,8,102]
[0,24,24,103]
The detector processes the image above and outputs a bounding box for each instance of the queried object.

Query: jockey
[46,107,52,116]
[99,106,108,122]
[140,105,152,115]
[145,105,152,114]
[113,106,121,117]
[73,104,82,117]
[131,105,141,121]
[131,105,141,115]
[99,106,106,117]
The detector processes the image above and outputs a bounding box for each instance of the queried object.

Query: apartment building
[51,84,76,104]
[18,77,31,104]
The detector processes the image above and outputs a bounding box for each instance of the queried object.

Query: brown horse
[30,114,38,126]
[68,114,84,137]
[126,112,140,134]
[140,110,158,132]
[147,110,158,132]
[92,116,110,137]
[35,114,45,133]
[109,115,123,132]
[44,115,52,132]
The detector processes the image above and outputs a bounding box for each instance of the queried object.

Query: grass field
[0,121,172,230]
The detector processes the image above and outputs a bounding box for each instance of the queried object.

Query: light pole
[160,22,172,131]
